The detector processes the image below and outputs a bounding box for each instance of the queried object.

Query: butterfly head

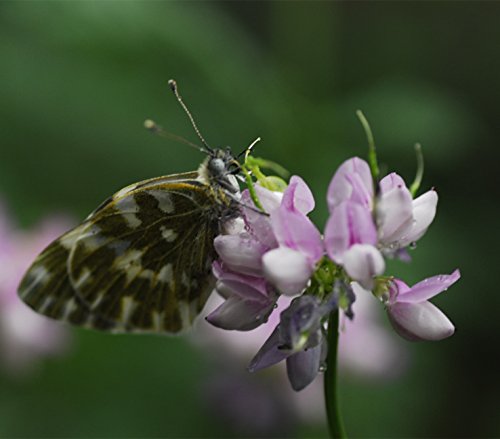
[199,147,240,194]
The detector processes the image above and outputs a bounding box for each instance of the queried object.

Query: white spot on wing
[73,267,93,289]
[138,269,155,280]
[115,196,142,229]
[124,264,142,284]
[114,249,143,269]
[38,296,54,313]
[147,190,174,213]
[61,298,78,320]
[121,296,137,322]
[159,226,178,242]
[151,311,163,331]
[157,264,173,286]
[19,265,51,298]
[80,225,107,251]
[59,232,79,250]
[91,291,106,309]
[181,272,190,288]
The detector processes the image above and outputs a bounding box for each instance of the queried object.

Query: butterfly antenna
[168,79,213,154]
[144,119,205,153]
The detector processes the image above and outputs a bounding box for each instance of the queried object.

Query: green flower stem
[409,143,424,197]
[324,309,347,439]
[356,110,379,180]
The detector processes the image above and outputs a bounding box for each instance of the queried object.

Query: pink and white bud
[387,301,455,341]
[386,270,460,341]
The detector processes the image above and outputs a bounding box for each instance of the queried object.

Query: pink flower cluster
[207,157,460,390]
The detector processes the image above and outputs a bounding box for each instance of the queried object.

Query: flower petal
[263,247,313,296]
[214,233,267,277]
[206,296,275,331]
[324,201,377,263]
[397,269,461,303]
[241,187,281,247]
[214,277,270,302]
[270,207,323,265]
[286,342,323,391]
[248,326,291,372]
[387,301,455,341]
[327,157,373,211]
[379,172,406,194]
[212,261,270,301]
[282,175,315,215]
[342,244,385,290]
[399,190,438,247]
[377,184,414,245]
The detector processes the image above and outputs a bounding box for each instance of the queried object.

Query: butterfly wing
[18,225,93,324]
[19,173,225,334]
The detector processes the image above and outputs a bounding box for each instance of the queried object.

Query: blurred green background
[1,1,499,437]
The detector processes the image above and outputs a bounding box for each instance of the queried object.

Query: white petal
[377,185,414,245]
[399,190,438,247]
[387,301,455,341]
[342,244,385,290]
[263,247,313,296]
[214,234,266,276]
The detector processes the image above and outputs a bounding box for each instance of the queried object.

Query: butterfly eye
[209,158,226,175]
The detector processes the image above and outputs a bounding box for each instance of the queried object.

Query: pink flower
[386,270,460,341]
[324,157,439,289]
[324,200,384,290]
[0,199,72,374]
[263,176,323,296]
[206,262,278,331]
[377,172,438,252]
[327,157,374,210]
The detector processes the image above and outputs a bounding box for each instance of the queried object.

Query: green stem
[409,143,424,197]
[324,310,347,439]
[356,110,379,180]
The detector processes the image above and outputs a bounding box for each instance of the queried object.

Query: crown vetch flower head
[208,132,461,397]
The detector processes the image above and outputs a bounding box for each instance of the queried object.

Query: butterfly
[18,80,246,334]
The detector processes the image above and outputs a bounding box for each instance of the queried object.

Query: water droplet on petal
[409,242,417,250]
[319,364,327,373]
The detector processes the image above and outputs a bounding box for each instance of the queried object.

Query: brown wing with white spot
[17,225,101,326]
[66,181,221,334]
